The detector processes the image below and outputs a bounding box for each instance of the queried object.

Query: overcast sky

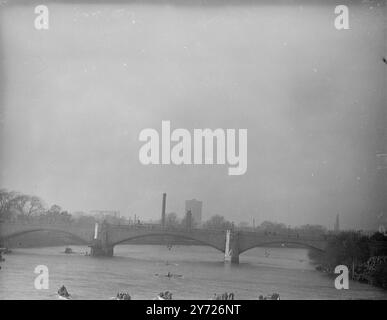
[0,1,385,229]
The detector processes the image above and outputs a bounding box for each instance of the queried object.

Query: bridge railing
[105,223,328,240]
[1,221,73,226]
[0,221,92,230]
[235,229,330,240]
[0,220,330,241]
[109,223,227,235]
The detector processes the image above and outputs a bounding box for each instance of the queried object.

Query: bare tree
[203,215,233,231]
[48,204,62,215]
[0,189,18,220]
[25,196,45,216]
[9,194,45,217]
[165,212,180,227]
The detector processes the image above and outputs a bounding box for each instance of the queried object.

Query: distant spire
[334,214,340,232]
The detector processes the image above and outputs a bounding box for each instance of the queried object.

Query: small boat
[64,247,73,254]
[154,272,182,279]
[2,248,12,254]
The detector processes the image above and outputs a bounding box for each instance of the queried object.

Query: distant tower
[185,199,202,226]
[161,193,166,227]
[185,210,192,230]
[334,214,340,232]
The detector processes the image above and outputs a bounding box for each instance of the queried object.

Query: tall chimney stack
[161,193,166,227]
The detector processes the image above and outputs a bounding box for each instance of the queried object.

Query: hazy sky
[0,1,385,229]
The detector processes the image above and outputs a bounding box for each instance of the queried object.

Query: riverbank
[308,232,387,290]
[313,257,387,290]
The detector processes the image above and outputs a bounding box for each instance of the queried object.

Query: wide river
[1,245,386,300]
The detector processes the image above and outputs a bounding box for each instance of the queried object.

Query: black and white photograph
[0,0,386,306]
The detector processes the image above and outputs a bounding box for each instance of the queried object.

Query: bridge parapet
[237,231,329,253]
[0,221,94,245]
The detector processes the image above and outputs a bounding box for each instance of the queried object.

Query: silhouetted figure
[116,292,131,300]
[58,285,70,298]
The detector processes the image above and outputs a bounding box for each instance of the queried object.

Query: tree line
[309,231,387,289]
[164,211,328,235]
[0,189,72,224]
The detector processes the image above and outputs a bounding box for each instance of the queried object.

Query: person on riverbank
[116,292,131,300]
[58,285,70,298]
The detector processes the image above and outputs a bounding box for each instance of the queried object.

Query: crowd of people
[258,293,280,300]
[56,285,280,300]
[158,291,173,300]
[212,292,235,300]
[115,292,131,300]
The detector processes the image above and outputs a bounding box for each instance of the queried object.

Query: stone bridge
[0,221,329,264]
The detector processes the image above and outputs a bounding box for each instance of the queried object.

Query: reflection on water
[0,245,386,300]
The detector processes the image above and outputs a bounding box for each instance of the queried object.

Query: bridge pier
[90,241,114,257]
[230,253,239,264]
[224,230,240,264]
[90,222,114,257]
[230,241,240,264]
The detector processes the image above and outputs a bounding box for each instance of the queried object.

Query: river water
[1,245,386,300]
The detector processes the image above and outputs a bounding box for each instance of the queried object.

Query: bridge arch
[111,232,225,253]
[1,228,90,245]
[239,240,326,255]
